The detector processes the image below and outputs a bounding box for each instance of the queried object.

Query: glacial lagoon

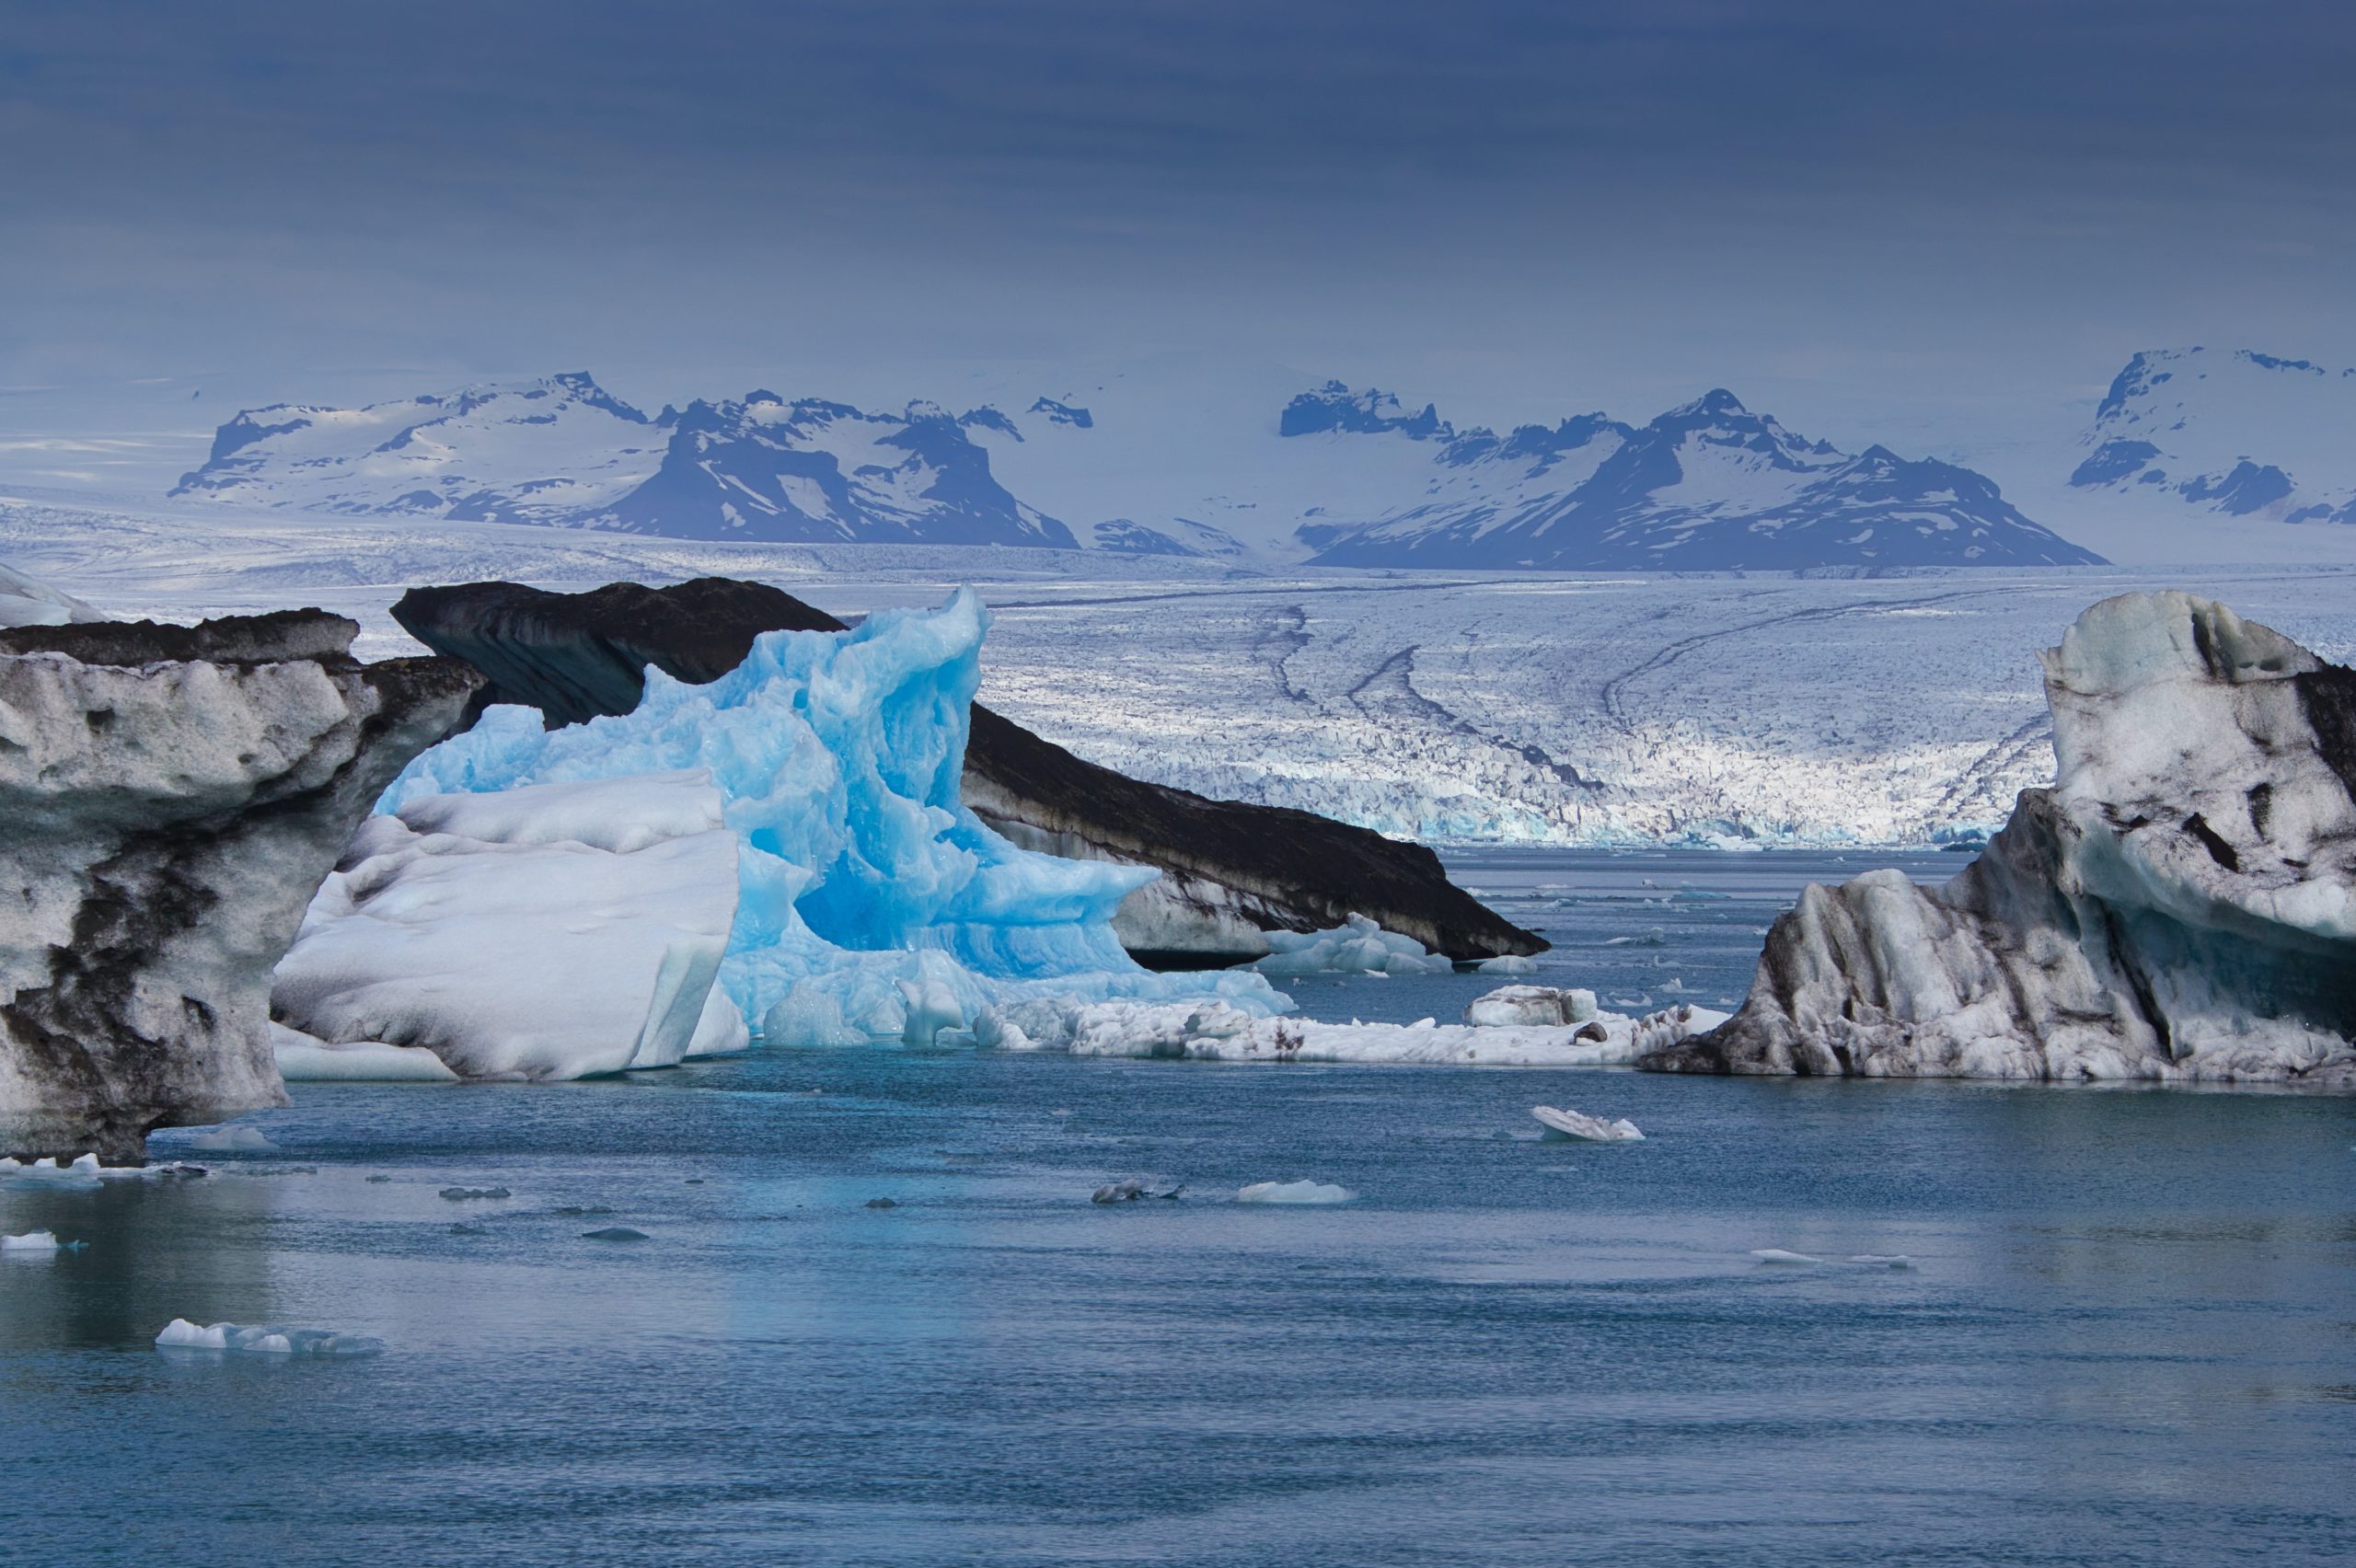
[5,849,2350,1565]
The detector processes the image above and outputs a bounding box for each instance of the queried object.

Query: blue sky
[4,0,2352,472]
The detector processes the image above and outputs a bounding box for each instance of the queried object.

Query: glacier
[374,588,1285,1055]
[1646,593,2356,1084]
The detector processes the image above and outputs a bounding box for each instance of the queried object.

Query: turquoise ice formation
[381,589,1286,1043]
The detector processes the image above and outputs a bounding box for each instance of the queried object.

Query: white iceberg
[273,772,740,1080]
[154,1318,385,1355]
[979,996,1727,1066]
[1466,984,1598,1028]
[1530,1105,1644,1142]
[2,1229,64,1251]
[1251,914,1456,976]
[1236,1180,1356,1205]
[374,590,1285,1049]
[0,561,103,628]
[1476,954,1539,975]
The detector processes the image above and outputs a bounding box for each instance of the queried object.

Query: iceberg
[376,589,1285,1047]
[1251,914,1456,976]
[2,1229,64,1251]
[272,773,740,1079]
[1530,1105,1644,1142]
[154,1318,385,1356]
[1650,594,2356,1085]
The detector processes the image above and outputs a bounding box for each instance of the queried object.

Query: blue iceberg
[382,589,1286,1043]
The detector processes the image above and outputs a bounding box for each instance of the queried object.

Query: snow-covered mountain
[2066,348,2356,525]
[169,373,671,522]
[1295,385,2101,569]
[168,368,2098,568]
[589,393,1075,548]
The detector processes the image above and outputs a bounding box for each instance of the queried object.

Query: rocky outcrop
[0,612,482,1158]
[1645,593,2356,1085]
[390,578,1542,963]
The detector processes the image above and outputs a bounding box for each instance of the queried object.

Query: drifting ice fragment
[2,1230,65,1251]
[188,1125,278,1153]
[1530,1105,1645,1142]
[1237,1180,1357,1205]
[1252,914,1455,976]
[1467,985,1597,1028]
[1477,954,1539,975]
[1751,1249,1823,1265]
[155,1319,385,1355]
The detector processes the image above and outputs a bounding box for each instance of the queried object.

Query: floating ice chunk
[377,590,1287,1047]
[1476,954,1539,975]
[686,987,750,1058]
[1252,914,1456,977]
[2,1230,64,1251]
[0,1152,101,1189]
[1238,1180,1356,1205]
[1530,1105,1644,1142]
[155,1319,385,1355]
[188,1125,278,1153]
[1467,985,1597,1028]
[1750,1249,1915,1270]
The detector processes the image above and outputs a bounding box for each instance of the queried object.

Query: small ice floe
[1467,985,1597,1028]
[1476,954,1539,975]
[1252,914,1455,977]
[1531,1105,1644,1142]
[1236,1180,1356,1205]
[1091,1178,1183,1204]
[0,1152,103,1188]
[1751,1249,1916,1270]
[155,1319,385,1356]
[3,1230,77,1253]
[189,1125,278,1153]
[581,1226,650,1241]
[438,1186,511,1202]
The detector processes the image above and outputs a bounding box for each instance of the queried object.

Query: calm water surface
[4,850,2350,1565]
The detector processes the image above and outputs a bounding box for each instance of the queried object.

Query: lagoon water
[5,851,2351,1565]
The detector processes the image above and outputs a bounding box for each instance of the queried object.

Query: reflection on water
[2,849,2350,1566]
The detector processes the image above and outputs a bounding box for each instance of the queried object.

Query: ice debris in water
[155,1319,385,1355]
[1237,1180,1357,1205]
[3,1230,75,1252]
[0,1153,103,1188]
[1252,914,1455,976]
[188,1125,278,1153]
[1476,953,1539,975]
[1531,1106,1645,1142]
[1751,1249,1915,1270]
[379,588,1283,1050]
[1467,985,1597,1028]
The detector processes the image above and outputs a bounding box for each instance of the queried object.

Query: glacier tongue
[1647,592,2356,1084]
[375,588,1285,1048]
